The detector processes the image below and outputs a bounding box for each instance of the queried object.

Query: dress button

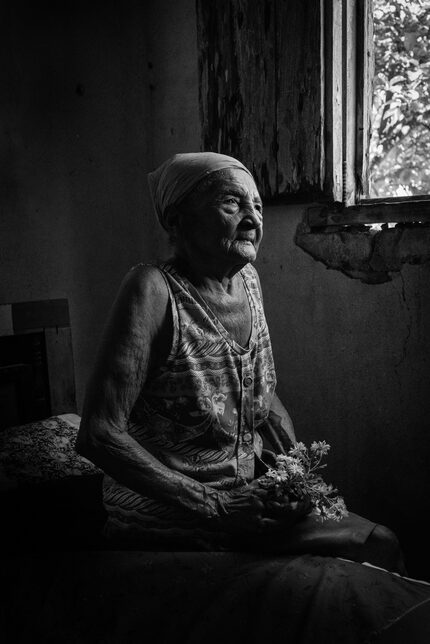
[243,375,253,387]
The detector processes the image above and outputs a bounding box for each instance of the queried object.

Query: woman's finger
[258,517,282,530]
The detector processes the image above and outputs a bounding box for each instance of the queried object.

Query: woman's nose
[240,206,263,228]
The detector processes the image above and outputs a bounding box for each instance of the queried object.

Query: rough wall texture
[0,0,153,408]
[197,0,323,198]
[256,206,430,578]
[145,0,202,260]
[296,221,430,283]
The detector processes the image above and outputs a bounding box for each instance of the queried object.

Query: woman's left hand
[263,493,313,528]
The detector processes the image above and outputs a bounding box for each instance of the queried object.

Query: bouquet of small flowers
[258,441,348,522]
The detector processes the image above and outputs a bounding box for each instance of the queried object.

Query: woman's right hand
[212,479,311,536]
[213,484,269,534]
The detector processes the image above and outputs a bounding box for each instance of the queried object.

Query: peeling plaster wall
[296,221,430,283]
[256,205,430,577]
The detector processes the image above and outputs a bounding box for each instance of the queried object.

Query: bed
[0,413,105,551]
[1,412,430,644]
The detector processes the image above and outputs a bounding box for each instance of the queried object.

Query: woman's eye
[222,198,240,209]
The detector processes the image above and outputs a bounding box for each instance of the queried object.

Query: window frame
[315,0,430,229]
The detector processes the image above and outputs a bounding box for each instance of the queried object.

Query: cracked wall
[295,220,430,284]
[257,204,430,579]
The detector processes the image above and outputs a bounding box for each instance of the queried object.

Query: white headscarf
[147,152,254,230]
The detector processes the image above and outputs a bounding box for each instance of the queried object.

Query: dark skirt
[104,511,377,561]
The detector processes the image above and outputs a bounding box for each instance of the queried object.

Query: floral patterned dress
[103,261,277,540]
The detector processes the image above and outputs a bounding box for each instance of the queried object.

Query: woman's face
[176,168,263,267]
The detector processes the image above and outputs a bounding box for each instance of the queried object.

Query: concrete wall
[256,206,430,578]
[0,0,154,407]
[144,0,201,259]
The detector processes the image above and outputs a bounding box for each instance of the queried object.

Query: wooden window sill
[307,198,430,230]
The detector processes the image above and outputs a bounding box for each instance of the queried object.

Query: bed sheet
[0,413,98,491]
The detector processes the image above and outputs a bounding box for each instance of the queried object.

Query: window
[320,0,430,227]
[196,0,430,226]
[368,0,430,199]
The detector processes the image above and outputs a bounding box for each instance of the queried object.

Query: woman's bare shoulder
[120,263,169,305]
[105,263,171,339]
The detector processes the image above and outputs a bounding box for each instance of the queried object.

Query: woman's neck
[170,253,245,294]
[168,254,252,348]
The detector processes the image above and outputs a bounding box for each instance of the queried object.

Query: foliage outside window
[368,0,430,198]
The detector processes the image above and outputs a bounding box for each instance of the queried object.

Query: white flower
[287,461,305,477]
[259,439,348,523]
[313,482,333,495]
[289,442,307,458]
[310,440,330,456]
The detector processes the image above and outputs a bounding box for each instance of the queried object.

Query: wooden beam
[0,305,14,336]
[324,0,343,202]
[44,326,77,415]
[342,0,358,207]
[276,0,324,194]
[11,299,70,334]
[355,0,374,198]
[307,199,430,228]
[0,299,77,417]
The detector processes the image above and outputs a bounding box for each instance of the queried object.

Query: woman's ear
[163,204,185,246]
[164,205,181,236]
[164,205,179,229]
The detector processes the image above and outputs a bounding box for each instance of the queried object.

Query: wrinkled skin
[215,480,312,535]
[174,168,264,270]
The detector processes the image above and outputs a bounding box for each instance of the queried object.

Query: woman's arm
[268,392,297,444]
[252,267,297,446]
[76,264,221,519]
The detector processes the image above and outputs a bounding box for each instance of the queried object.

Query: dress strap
[158,261,258,354]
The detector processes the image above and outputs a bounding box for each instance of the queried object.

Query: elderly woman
[76,152,404,571]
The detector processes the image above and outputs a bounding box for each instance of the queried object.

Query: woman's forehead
[206,168,260,198]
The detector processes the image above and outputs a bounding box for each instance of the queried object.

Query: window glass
[368,0,430,198]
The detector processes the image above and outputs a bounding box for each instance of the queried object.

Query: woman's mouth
[236,234,255,243]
